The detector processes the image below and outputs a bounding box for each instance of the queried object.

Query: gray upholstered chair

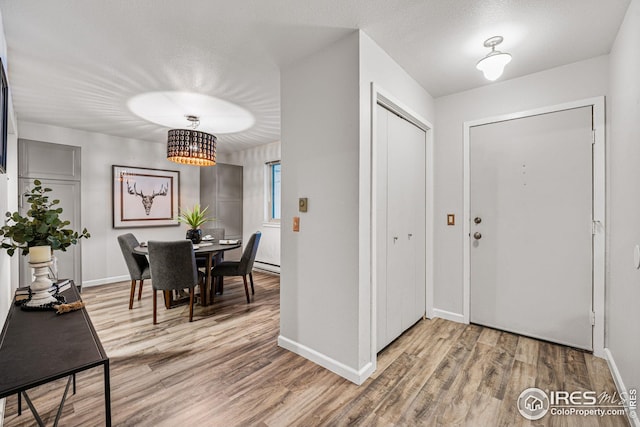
[147,240,201,324]
[117,233,151,310]
[202,228,225,241]
[211,231,261,304]
[196,227,225,269]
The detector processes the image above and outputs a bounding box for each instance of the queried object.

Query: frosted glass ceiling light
[476,36,512,81]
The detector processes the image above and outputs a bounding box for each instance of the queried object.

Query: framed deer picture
[112,165,180,228]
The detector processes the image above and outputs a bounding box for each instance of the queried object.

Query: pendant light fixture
[476,36,512,81]
[167,115,216,166]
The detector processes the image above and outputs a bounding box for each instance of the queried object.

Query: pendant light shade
[167,116,216,166]
[476,36,512,81]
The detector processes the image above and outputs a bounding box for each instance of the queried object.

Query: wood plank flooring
[2,272,629,426]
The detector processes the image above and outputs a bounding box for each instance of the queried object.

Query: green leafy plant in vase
[0,179,91,255]
[0,180,90,280]
[177,204,213,244]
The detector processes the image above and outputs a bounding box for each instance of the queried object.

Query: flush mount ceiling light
[128,91,255,134]
[167,115,216,166]
[476,36,512,81]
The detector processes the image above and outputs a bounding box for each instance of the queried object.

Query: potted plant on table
[0,180,90,306]
[177,204,213,244]
[0,179,90,259]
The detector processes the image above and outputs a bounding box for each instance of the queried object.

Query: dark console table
[0,283,111,426]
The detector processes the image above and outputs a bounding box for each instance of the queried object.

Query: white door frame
[370,83,434,368]
[463,96,605,357]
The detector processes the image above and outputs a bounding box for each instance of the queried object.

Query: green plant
[177,204,213,229]
[0,180,90,256]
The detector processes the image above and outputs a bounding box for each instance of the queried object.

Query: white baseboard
[82,275,130,288]
[433,308,466,324]
[604,348,639,427]
[254,262,280,274]
[278,335,373,385]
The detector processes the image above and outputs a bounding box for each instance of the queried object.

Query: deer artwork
[126,180,169,215]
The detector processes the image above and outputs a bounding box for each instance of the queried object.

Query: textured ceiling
[0,0,631,153]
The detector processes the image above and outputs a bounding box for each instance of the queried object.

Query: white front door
[469,106,593,350]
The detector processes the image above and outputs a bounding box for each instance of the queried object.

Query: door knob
[473,232,482,240]
[474,217,482,224]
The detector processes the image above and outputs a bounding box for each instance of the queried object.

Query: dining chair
[196,227,225,269]
[211,231,261,304]
[117,233,151,310]
[147,240,202,324]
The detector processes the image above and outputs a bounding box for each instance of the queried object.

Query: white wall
[280,30,434,384]
[280,31,362,378]
[0,7,19,327]
[607,0,640,399]
[222,140,281,273]
[18,122,200,286]
[433,55,609,316]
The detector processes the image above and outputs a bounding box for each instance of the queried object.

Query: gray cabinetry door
[200,163,243,260]
[18,139,82,286]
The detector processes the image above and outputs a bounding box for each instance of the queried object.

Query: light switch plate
[293,216,300,232]
[299,198,308,212]
[447,214,455,226]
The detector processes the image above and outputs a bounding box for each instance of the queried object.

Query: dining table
[134,240,241,308]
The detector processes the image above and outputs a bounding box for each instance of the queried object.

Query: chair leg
[242,275,250,304]
[138,279,144,300]
[189,288,194,322]
[153,289,157,325]
[249,272,255,295]
[129,280,136,309]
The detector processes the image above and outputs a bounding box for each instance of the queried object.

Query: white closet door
[377,104,426,351]
[470,106,593,350]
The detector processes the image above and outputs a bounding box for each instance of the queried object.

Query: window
[267,161,281,223]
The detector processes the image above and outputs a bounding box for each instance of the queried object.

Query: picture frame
[0,59,8,174]
[112,165,180,228]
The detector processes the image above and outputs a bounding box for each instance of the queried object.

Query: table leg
[202,253,212,306]
[53,376,73,426]
[163,290,172,309]
[213,253,224,295]
[204,252,215,304]
[104,360,111,427]
[21,391,45,427]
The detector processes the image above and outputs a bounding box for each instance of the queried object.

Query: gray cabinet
[200,163,243,260]
[18,139,82,286]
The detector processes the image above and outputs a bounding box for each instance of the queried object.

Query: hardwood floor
[3,272,629,426]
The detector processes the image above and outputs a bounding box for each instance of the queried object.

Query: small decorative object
[25,255,58,308]
[53,300,85,314]
[113,165,180,228]
[0,179,90,256]
[177,204,213,244]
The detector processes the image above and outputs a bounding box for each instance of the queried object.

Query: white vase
[24,246,57,307]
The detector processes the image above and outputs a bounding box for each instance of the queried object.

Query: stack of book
[14,279,72,303]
